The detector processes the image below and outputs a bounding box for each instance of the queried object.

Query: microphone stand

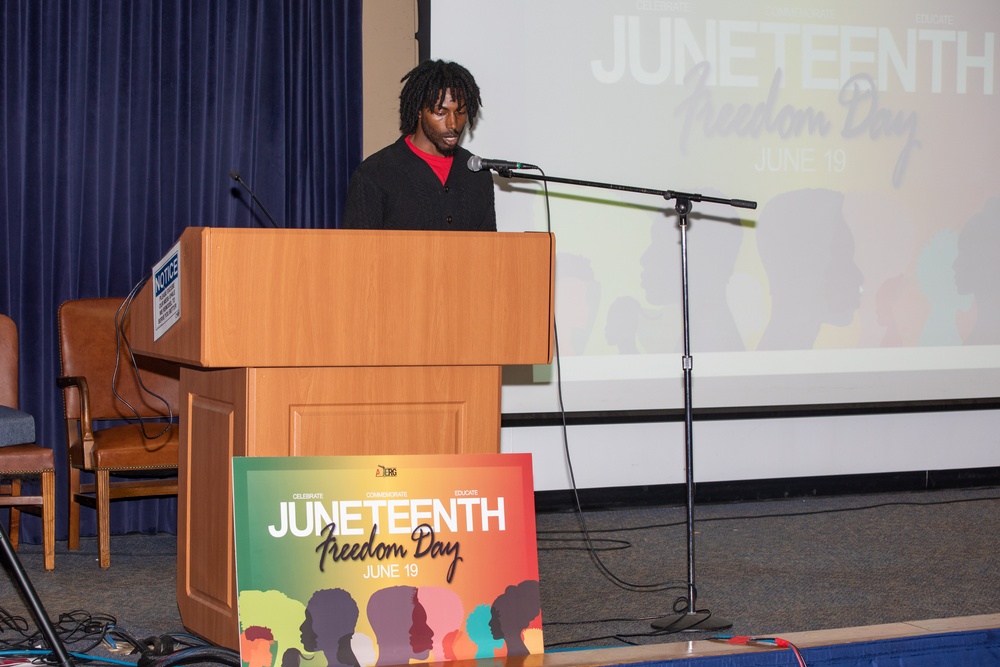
[498,168,755,632]
[0,521,75,667]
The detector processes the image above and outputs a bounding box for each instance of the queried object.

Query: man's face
[412,89,467,157]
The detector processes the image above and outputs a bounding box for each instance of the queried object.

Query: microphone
[230,169,281,228]
[467,155,538,173]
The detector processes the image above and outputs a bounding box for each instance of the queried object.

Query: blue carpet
[623,629,1000,666]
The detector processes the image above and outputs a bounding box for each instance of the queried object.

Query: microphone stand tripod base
[651,611,733,633]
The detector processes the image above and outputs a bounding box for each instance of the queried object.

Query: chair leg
[8,479,21,551]
[41,470,55,571]
[68,466,80,551]
[96,469,111,568]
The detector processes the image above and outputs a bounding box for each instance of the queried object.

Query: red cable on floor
[712,634,808,667]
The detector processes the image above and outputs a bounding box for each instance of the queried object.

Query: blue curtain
[0,0,363,542]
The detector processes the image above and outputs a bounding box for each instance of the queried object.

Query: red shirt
[405,135,453,185]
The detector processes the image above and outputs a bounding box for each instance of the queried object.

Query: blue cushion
[0,405,35,446]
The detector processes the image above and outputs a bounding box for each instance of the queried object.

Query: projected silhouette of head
[366,585,431,665]
[642,214,745,351]
[842,192,921,347]
[488,580,541,656]
[755,188,862,350]
[239,589,307,667]
[915,230,971,345]
[605,198,746,354]
[555,252,601,355]
[415,586,465,661]
[300,588,360,667]
[349,632,376,667]
[954,197,1000,344]
[240,625,276,667]
[465,604,505,658]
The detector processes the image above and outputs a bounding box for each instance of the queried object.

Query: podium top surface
[129,227,554,368]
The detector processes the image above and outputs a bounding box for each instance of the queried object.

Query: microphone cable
[113,275,175,441]
[532,168,688,596]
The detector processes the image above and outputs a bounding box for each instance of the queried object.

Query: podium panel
[177,365,503,647]
[129,228,554,368]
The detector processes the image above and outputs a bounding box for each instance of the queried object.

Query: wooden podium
[127,227,554,648]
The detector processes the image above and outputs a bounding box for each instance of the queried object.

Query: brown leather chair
[0,314,56,570]
[57,297,179,568]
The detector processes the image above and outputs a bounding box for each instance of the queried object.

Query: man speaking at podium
[341,60,497,231]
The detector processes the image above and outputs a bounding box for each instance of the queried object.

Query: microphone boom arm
[496,169,757,210]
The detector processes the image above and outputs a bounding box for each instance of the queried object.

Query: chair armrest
[56,375,95,446]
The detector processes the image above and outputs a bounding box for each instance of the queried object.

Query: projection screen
[431,0,1000,414]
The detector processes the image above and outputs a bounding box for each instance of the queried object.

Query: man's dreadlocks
[398,60,482,135]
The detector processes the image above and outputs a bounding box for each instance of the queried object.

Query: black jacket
[341,136,497,231]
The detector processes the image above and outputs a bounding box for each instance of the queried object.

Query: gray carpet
[3,486,999,656]
[537,486,1000,648]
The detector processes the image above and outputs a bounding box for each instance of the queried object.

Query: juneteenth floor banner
[232,454,543,667]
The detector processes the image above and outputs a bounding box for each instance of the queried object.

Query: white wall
[502,409,1000,491]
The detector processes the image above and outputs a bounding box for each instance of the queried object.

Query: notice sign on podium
[233,454,543,667]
